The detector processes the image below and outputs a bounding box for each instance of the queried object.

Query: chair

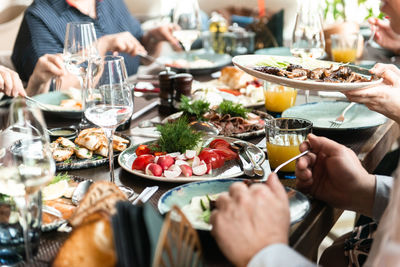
[152,206,203,267]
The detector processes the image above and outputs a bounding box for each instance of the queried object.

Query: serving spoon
[189,121,220,135]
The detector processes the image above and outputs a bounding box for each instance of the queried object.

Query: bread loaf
[219,66,255,90]
[53,212,116,267]
[69,181,127,227]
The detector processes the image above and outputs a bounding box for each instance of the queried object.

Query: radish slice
[163,169,181,178]
[175,159,190,166]
[180,165,193,177]
[185,150,196,159]
[176,154,187,161]
[167,152,181,158]
[191,156,201,167]
[193,163,207,176]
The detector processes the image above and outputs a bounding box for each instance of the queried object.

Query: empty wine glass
[0,98,55,264]
[172,0,201,73]
[290,0,325,103]
[64,22,100,129]
[85,56,134,196]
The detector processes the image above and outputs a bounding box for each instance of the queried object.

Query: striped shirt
[12,0,143,82]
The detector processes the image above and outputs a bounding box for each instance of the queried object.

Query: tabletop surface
[2,46,400,266]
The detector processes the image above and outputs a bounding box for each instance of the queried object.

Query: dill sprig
[155,116,203,153]
[216,100,248,118]
[179,95,210,120]
[50,172,70,184]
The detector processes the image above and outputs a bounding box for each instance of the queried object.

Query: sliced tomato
[218,88,242,96]
[209,139,230,149]
[154,151,167,156]
[135,145,151,156]
[132,154,155,171]
[213,148,237,161]
[198,150,224,169]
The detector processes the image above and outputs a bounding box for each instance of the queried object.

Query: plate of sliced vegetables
[118,117,265,182]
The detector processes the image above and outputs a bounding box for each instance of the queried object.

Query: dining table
[2,46,400,267]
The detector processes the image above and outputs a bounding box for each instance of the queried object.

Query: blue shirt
[12,0,143,82]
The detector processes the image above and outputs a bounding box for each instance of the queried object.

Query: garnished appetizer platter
[118,117,265,182]
[163,96,272,138]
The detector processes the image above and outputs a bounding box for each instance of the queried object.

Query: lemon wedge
[42,179,69,201]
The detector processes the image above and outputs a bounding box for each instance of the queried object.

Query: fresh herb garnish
[256,58,290,68]
[63,159,72,164]
[179,95,210,120]
[155,116,203,153]
[50,172,70,185]
[92,155,103,160]
[216,100,248,118]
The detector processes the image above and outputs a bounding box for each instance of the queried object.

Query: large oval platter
[158,178,311,231]
[32,91,82,119]
[232,55,383,91]
[118,136,265,183]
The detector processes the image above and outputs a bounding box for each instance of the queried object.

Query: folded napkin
[112,202,164,267]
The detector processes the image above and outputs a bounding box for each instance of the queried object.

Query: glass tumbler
[264,82,297,117]
[265,118,312,177]
[330,33,359,63]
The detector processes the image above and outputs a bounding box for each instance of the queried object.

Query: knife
[132,186,159,205]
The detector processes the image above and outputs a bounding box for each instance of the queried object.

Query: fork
[273,150,309,174]
[329,102,356,128]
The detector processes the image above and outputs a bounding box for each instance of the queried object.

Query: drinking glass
[85,56,134,196]
[172,0,201,72]
[0,98,55,264]
[64,22,100,129]
[265,118,312,178]
[290,0,325,103]
[330,33,358,63]
[263,82,297,117]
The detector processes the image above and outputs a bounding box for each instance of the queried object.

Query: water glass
[265,118,312,176]
[263,82,297,117]
[330,33,358,63]
[0,189,42,265]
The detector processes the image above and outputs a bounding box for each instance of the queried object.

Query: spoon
[72,180,93,205]
[273,150,309,174]
[230,143,255,177]
[233,141,264,177]
[189,121,220,135]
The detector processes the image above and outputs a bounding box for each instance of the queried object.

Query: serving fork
[329,102,356,128]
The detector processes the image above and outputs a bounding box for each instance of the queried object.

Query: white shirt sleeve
[247,244,316,267]
[373,175,394,221]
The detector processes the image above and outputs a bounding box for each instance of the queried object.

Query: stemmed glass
[0,98,55,263]
[290,0,325,103]
[63,22,100,129]
[85,56,134,196]
[172,0,201,73]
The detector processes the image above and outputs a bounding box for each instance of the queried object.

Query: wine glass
[172,0,201,73]
[85,56,134,196]
[290,0,325,103]
[64,22,100,129]
[0,98,55,263]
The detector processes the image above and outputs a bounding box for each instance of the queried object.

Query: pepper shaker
[158,68,176,115]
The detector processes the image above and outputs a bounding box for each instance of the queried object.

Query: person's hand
[144,24,182,51]
[344,63,400,124]
[26,54,65,96]
[0,66,25,97]
[98,32,147,57]
[368,18,400,54]
[210,174,290,267]
[296,134,376,216]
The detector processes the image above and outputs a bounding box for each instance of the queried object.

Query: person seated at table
[0,53,66,97]
[369,17,400,55]
[11,0,181,85]
[210,134,396,267]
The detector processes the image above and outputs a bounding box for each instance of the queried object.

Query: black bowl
[49,127,77,142]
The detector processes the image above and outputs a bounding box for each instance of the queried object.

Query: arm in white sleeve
[373,175,394,221]
[247,244,316,267]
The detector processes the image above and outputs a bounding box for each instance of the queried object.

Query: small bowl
[49,127,77,142]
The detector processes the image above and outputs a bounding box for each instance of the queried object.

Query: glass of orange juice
[264,82,297,117]
[330,33,358,63]
[265,118,312,178]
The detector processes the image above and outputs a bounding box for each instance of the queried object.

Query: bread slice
[69,181,127,227]
[53,212,116,267]
[219,66,255,90]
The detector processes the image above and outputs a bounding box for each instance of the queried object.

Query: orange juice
[266,134,303,172]
[264,85,297,113]
[331,48,357,63]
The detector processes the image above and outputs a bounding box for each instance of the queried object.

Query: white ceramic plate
[282,101,387,130]
[118,136,265,183]
[232,55,383,91]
